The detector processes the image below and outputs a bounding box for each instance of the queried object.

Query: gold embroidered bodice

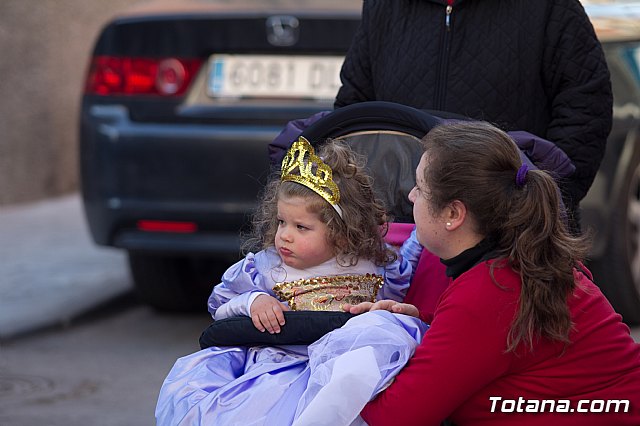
[272,274,384,311]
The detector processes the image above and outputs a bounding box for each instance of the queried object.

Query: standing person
[345,121,640,426]
[155,137,424,425]
[335,0,613,233]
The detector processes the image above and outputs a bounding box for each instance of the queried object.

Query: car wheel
[128,252,227,312]
[589,144,640,325]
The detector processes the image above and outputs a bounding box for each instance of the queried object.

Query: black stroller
[267,100,574,316]
[194,101,575,426]
[199,100,574,347]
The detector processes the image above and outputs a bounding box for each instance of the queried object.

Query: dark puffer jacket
[335,0,613,220]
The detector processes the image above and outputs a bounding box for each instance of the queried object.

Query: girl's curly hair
[243,139,397,267]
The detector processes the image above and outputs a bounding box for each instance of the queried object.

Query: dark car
[80,0,640,323]
[80,0,361,310]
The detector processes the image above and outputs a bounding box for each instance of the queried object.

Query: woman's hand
[343,300,420,318]
[342,301,374,314]
[250,294,290,333]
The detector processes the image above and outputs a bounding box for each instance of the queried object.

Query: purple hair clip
[515,163,529,187]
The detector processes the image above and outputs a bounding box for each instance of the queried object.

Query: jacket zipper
[435,0,454,110]
[445,1,453,29]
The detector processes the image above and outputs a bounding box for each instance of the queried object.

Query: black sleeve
[542,0,613,204]
[199,311,358,348]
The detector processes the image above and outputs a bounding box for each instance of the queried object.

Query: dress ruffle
[156,311,429,426]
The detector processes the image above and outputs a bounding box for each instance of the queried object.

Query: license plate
[207,54,344,100]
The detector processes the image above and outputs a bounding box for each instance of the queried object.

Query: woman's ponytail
[501,169,589,351]
[421,121,591,352]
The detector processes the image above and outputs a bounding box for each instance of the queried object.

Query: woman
[346,121,640,425]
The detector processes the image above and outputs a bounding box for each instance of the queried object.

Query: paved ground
[0,194,131,340]
[0,193,638,343]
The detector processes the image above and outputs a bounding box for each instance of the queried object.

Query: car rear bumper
[80,103,304,255]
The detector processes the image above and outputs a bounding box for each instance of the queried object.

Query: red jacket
[362,261,640,425]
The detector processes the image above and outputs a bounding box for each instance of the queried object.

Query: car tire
[589,139,640,325]
[128,252,227,312]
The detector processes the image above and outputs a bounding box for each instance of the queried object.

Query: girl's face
[408,153,449,257]
[275,195,335,269]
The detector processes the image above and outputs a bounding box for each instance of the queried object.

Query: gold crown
[281,136,340,207]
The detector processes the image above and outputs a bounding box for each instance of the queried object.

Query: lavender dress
[156,231,427,426]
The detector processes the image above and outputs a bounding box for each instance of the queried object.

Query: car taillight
[137,220,198,233]
[84,56,202,96]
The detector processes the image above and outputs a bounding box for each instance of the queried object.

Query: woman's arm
[542,0,612,204]
[362,266,517,425]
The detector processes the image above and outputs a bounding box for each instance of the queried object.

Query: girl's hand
[250,294,290,333]
[343,300,420,318]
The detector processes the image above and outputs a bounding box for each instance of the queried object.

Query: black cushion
[199,311,358,348]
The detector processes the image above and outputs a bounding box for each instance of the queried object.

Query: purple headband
[516,163,529,187]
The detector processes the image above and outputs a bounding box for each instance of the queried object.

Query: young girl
[207,136,420,333]
[156,137,425,426]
